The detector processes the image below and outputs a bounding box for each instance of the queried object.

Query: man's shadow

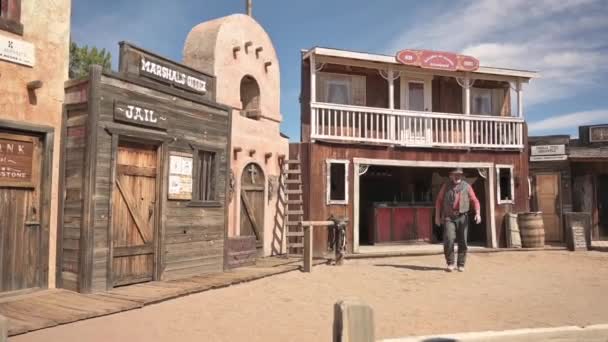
[375,264,445,272]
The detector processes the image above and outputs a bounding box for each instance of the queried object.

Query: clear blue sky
[71,0,608,140]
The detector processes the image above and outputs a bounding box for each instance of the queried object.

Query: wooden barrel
[517,212,545,248]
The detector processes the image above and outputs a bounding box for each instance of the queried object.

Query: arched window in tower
[240,75,261,120]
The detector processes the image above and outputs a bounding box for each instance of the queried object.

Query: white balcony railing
[310,102,524,149]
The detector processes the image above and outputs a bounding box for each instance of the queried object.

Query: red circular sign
[395,50,420,66]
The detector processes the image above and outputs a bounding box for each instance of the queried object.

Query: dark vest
[442,181,470,218]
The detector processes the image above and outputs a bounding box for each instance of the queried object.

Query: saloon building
[297,47,539,255]
[0,0,71,295]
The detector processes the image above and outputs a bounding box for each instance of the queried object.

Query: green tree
[69,42,112,79]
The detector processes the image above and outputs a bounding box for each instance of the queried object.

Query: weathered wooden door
[0,133,42,293]
[598,175,608,239]
[536,173,562,242]
[240,163,264,249]
[112,142,157,287]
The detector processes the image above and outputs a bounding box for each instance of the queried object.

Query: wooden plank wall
[304,140,530,253]
[60,79,91,292]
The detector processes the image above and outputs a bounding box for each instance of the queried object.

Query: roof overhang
[303,47,539,81]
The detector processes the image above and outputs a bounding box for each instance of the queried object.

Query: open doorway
[598,175,608,240]
[358,165,487,247]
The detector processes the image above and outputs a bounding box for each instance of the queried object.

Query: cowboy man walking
[434,168,481,272]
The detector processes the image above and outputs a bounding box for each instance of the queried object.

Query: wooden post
[333,299,375,342]
[463,75,471,145]
[303,223,313,272]
[516,79,523,118]
[0,315,7,342]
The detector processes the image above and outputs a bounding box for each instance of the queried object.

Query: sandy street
[12,251,608,342]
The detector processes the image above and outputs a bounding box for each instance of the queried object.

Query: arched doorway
[240,163,265,250]
[240,75,261,119]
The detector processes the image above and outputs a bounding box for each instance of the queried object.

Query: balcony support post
[310,54,317,139]
[388,66,395,142]
[457,75,473,144]
[516,79,523,119]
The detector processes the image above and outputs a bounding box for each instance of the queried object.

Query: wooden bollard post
[333,299,375,342]
[303,223,313,272]
[0,315,7,342]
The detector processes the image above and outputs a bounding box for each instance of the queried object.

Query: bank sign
[140,55,207,94]
[0,136,34,185]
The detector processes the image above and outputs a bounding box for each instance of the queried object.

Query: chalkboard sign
[570,225,587,251]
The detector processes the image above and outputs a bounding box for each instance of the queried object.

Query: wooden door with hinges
[240,163,265,250]
[111,142,158,287]
[0,132,43,292]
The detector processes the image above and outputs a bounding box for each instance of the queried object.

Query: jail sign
[114,101,169,130]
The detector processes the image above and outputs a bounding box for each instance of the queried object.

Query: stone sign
[0,34,35,67]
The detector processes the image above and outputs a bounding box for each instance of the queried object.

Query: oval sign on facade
[420,50,458,71]
[395,49,480,72]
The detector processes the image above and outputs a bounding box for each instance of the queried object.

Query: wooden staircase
[282,159,304,256]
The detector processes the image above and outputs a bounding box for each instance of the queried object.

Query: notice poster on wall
[168,152,193,200]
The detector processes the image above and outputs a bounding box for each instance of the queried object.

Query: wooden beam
[26,80,43,90]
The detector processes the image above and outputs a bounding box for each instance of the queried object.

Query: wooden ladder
[283,159,304,257]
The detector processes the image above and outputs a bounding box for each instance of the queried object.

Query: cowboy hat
[449,167,464,174]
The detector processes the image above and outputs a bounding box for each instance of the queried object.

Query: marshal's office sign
[140,55,207,94]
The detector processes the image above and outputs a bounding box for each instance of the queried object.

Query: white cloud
[385,0,608,108]
[528,109,608,133]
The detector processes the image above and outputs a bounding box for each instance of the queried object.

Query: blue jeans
[443,214,469,267]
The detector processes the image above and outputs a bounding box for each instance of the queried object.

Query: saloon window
[0,0,23,35]
[326,159,349,205]
[471,88,492,115]
[496,165,514,204]
[318,72,366,106]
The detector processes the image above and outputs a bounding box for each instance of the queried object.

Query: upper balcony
[301,47,539,150]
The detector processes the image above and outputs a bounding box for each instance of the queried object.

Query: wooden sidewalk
[1,257,327,337]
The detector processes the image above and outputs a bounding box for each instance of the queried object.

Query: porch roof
[302,47,540,81]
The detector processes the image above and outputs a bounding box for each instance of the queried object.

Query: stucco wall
[0,0,71,287]
[184,14,289,256]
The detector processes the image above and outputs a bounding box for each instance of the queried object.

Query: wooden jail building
[59,43,231,293]
[296,47,539,255]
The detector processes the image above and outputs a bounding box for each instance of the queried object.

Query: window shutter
[351,75,366,106]
[316,73,328,102]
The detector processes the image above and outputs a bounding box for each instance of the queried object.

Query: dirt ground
[12,251,608,342]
